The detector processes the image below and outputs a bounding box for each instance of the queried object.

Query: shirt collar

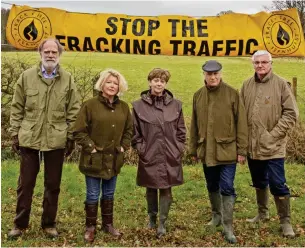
[41,65,57,78]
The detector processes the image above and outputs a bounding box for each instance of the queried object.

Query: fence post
[292,77,297,100]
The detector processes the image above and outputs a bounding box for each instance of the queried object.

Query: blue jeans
[248,157,290,196]
[85,176,117,204]
[203,164,236,196]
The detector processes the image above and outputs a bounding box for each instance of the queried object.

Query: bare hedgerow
[286,121,305,165]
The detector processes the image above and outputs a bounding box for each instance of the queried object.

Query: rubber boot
[146,188,158,229]
[157,189,172,238]
[222,195,237,244]
[207,191,222,227]
[246,188,270,223]
[84,202,98,242]
[101,199,121,236]
[274,195,295,238]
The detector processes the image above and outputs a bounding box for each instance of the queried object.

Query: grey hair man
[8,38,80,239]
[240,50,299,238]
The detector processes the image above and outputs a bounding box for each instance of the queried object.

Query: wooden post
[292,77,297,100]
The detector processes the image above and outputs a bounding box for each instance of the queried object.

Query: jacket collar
[98,92,119,109]
[254,70,273,83]
[140,89,173,105]
[205,79,223,92]
[37,62,61,79]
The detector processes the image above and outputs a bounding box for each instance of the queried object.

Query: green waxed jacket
[189,81,248,167]
[9,63,80,151]
[73,94,133,179]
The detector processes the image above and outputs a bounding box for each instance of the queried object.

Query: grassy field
[1,52,305,246]
[1,161,305,247]
[1,52,305,119]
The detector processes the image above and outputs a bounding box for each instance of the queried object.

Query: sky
[1,0,274,17]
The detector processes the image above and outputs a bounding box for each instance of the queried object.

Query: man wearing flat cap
[189,60,248,244]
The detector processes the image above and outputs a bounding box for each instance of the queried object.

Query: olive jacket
[189,81,248,166]
[132,90,186,189]
[240,71,299,160]
[9,63,80,151]
[73,94,133,179]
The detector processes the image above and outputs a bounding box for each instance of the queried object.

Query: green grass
[1,52,305,119]
[1,161,305,247]
[1,52,305,246]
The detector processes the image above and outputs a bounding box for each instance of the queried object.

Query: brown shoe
[44,227,58,238]
[84,226,96,242]
[8,227,22,239]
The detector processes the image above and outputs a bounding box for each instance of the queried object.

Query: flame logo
[277,24,290,46]
[23,20,38,41]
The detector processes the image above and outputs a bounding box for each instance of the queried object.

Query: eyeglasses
[253,61,272,66]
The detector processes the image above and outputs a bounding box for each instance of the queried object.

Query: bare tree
[264,0,305,34]
[216,10,234,16]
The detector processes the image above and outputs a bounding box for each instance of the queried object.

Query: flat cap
[202,60,222,72]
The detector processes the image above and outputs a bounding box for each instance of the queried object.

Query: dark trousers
[248,157,290,196]
[14,147,65,229]
[203,164,236,196]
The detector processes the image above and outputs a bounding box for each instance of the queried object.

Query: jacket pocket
[196,138,206,159]
[115,146,124,173]
[89,152,104,173]
[25,89,39,110]
[258,130,278,155]
[49,122,68,149]
[18,120,36,146]
[215,137,236,162]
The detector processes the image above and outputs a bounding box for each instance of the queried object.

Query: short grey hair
[252,50,272,61]
[38,38,64,55]
[94,68,128,96]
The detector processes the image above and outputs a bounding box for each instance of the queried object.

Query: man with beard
[8,38,80,239]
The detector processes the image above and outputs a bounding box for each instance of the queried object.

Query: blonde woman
[73,69,132,242]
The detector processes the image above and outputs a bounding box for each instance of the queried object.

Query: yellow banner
[6,5,305,56]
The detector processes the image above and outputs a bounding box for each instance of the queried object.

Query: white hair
[252,50,272,61]
[94,68,128,96]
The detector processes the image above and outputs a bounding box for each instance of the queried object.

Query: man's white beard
[42,59,59,72]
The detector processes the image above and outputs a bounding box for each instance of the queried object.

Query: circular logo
[10,9,52,49]
[262,14,301,55]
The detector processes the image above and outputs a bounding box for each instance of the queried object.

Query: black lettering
[246,39,258,55]
[168,19,180,37]
[183,40,196,55]
[112,39,124,53]
[148,20,160,36]
[170,40,182,55]
[125,39,130,54]
[212,40,223,56]
[225,40,236,55]
[133,40,145,54]
[197,20,208,37]
[133,19,145,36]
[55,35,66,47]
[67,36,81,51]
[197,40,210,56]
[83,37,94,52]
[182,20,194,37]
[106,17,118,35]
[96,37,109,52]
[120,18,132,35]
[238,39,243,55]
[148,40,161,55]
